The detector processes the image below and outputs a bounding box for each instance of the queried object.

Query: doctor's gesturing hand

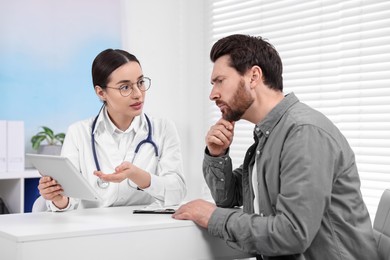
[94,161,151,189]
[205,118,235,157]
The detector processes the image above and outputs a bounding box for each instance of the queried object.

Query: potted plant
[31,126,65,155]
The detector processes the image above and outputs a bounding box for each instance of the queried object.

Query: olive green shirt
[204,93,379,260]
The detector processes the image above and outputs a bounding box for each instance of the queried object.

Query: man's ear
[95,85,106,102]
[250,65,262,85]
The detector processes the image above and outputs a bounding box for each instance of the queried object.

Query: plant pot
[37,145,62,155]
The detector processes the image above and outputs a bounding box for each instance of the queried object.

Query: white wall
[120,0,210,201]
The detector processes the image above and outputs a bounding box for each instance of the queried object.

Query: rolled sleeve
[203,148,243,208]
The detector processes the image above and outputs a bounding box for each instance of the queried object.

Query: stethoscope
[91,105,159,189]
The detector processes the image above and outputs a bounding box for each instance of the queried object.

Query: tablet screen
[26,154,102,201]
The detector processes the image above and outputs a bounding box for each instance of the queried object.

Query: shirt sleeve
[203,147,243,208]
[46,197,78,212]
[207,125,343,256]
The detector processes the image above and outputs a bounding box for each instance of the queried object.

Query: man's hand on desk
[172,199,217,228]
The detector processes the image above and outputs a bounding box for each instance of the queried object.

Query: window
[206,0,390,220]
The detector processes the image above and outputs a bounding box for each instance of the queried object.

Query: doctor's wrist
[127,167,151,190]
[53,196,69,209]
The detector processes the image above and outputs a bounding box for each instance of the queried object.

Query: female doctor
[37,49,186,211]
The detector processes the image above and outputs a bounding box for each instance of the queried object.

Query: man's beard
[219,79,254,122]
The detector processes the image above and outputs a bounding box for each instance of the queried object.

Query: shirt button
[256,150,260,155]
[255,127,260,132]
[260,213,264,217]
[219,161,223,164]
[220,178,224,182]
[265,130,270,135]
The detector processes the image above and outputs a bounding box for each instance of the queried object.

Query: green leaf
[54,133,66,144]
[31,135,47,150]
[41,126,55,141]
[30,126,66,149]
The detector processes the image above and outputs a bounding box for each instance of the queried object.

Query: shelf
[0,169,41,214]
[0,169,40,180]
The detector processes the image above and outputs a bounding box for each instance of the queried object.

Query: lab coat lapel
[92,108,117,153]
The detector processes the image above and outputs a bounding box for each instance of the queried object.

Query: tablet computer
[26,154,102,201]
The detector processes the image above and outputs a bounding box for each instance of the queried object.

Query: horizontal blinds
[207,0,390,220]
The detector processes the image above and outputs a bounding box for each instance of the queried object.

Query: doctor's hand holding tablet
[37,49,186,212]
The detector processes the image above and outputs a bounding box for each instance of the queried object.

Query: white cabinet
[0,169,40,213]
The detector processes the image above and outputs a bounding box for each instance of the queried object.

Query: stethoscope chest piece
[97,178,110,189]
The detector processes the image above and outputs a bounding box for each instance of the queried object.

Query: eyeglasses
[105,77,151,97]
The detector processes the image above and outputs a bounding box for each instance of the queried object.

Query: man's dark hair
[210,34,283,91]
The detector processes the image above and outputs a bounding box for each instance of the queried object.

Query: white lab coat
[47,110,186,211]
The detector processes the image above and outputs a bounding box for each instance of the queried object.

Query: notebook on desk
[26,154,102,201]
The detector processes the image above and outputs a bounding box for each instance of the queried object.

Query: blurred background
[1,0,389,219]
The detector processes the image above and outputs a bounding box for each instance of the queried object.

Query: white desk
[0,206,251,260]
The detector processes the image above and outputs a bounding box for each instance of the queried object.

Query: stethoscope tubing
[91,104,158,189]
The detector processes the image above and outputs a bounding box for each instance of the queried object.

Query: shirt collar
[93,106,142,135]
[254,92,299,138]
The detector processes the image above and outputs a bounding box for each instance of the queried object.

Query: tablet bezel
[26,154,102,201]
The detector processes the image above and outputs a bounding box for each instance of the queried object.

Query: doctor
[38,49,186,211]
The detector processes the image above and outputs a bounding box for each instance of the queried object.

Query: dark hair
[92,49,140,89]
[210,34,283,91]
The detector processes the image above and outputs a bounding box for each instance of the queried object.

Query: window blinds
[206,0,390,220]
